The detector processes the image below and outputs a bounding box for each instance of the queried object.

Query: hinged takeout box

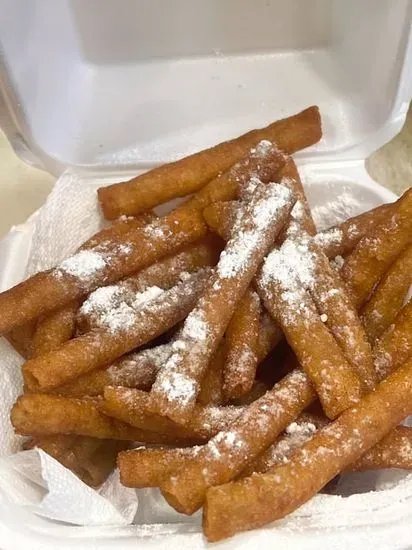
[0,0,412,548]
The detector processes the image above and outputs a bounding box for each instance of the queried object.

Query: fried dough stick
[341,188,412,308]
[23,270,210,391]
[30,212,157,356]
[223,289,261,400]
[361,243,412,342]
[203,356,412,541]
[148,182,295,424]
[98,106,321,219]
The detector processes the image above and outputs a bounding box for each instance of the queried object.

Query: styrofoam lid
[0,0,411,174]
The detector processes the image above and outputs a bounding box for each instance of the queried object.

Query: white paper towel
[0,170,412,548]
[0,171,139,526]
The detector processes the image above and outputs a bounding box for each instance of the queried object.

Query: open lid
[0,0,412,175]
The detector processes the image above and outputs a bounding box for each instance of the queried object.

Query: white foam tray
[0,0,411,548]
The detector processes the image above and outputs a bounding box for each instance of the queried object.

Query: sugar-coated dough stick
[205,198,400,261]
[341,188,412,308]
[31,300,79,357]
[197,342,226,405]
[11,394,193,444]
[51,343,173,397]
[30,212,157,355]
[305,240,376,391]
[101,386,245,441]
[361,243,412,342]
[0,208,208,335]
[119,446,201,488]
[223,289,261,400]
[23,270,211,391]
[77,237,221,332]
[203,356,412,541]
[203,201,238,240]
[257,240,362,419]
[28,435,127,487]
[159,370,316,514]
[239,413,328,476]
[119,413,324,489]
[81,212,156,249]
[277,156,316,238]
[98,106,321,219]
[119,420,412,490]
[229,380,269,406]
[313,200,397,258]
[148,182,295,424]
[256,312,283,363]
[373,300,412,382]
[277,163,375,390]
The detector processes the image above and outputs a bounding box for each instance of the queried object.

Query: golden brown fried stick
[23,270,210,391]
[277,156,316,238]
[203,356,412,541]
[361,243,412,342]
[4,321,36,359]
[197,342,226,405]
[51,343,173,397]
[119,413,324,489]
[349,426,412,472]
[373,300,412,382]
[31,301,79,357]
[77,236,221,333]
[101,386,245,441]
[305,240,376,391]
[11,393,194,444]
[223,289,261,400]
[341,188,412,308]
[205,198,400,260]
[256,311,283,363]
[257,240,362,419]
[159,370,315,514]
[98,106,321,219]
[148,182,295,424]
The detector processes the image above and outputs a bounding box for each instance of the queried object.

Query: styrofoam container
[0,0,412,548]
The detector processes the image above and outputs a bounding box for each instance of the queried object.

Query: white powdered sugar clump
[158,372,197,405]
[132,286,164,308]
[312,191,364,231]
[261,237,317,295]
[218,183,292,279]
[80,284,129,317]
[85,285,164,333]
[57,250,106,279]
[182,311,208,341]
[313,227,344,250]
[266,421,319,467]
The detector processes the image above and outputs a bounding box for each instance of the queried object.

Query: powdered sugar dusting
[182,311,208,341]
[82,285,165,332]
[57,250,106,279]
[218,182,292,279]
[157,372,197,406]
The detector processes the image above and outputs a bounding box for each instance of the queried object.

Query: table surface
[0,106,411,238]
